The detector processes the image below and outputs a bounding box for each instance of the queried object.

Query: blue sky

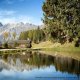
[0,0,44,25]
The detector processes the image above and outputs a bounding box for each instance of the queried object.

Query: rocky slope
[0,22,40,42]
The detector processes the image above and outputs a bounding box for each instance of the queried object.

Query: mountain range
[0,22,41,42]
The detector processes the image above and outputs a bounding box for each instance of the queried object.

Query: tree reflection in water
[0,51,80,76]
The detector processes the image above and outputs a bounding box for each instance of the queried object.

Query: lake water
[0,51,80,80]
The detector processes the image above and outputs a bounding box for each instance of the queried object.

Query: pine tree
[42,0,80,40]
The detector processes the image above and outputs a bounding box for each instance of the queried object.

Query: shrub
[75,37,80,47]
[3,42,8,48]
[14,42,19,47]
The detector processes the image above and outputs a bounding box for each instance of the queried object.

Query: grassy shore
[32,41,80,61]
[32,41,80,52]
[0,41,80,60]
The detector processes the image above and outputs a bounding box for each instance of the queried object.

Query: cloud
[0,15,42,25]
[0,10,16,16]
[0,9,42,25]
[3,0,25,4]
[0,14,35,24]
[18,15,33,23]
[0,17,16,24]
[0,9,16,24]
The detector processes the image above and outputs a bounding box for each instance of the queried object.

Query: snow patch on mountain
[0,22,41,42]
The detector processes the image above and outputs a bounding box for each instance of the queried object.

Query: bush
[75,41,79,47]
[14,42,19,47]
[75,37,80,47]
[26,43,32,48]
[3,42,8,48]
[68,37,73,43]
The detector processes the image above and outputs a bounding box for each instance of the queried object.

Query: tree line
[19,27,46,43]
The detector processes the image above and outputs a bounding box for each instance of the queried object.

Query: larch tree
[3,31,9,42]
[12,32,16,40]
[42,0,80,41]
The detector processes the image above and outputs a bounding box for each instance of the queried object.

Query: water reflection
[0,51,80,80]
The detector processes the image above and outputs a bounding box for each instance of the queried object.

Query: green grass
[32,41,80,61]
[0,41,80,60]
[41,47,80,53]
[32,41,80,53]
[41,47,80,61]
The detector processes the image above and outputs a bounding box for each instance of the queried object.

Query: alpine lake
[0,51,80,80]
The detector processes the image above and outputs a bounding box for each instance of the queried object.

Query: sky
[0,0,44,25]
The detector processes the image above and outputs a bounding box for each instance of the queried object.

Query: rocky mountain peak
[0,22,3,27]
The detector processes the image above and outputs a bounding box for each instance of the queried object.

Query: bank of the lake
[0,48,39,54]
[32,41,80,61]
[0,41,80,61]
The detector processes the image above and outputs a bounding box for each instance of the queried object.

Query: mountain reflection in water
[0,51,80,80]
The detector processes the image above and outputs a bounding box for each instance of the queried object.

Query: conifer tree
[42,0,80,40]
